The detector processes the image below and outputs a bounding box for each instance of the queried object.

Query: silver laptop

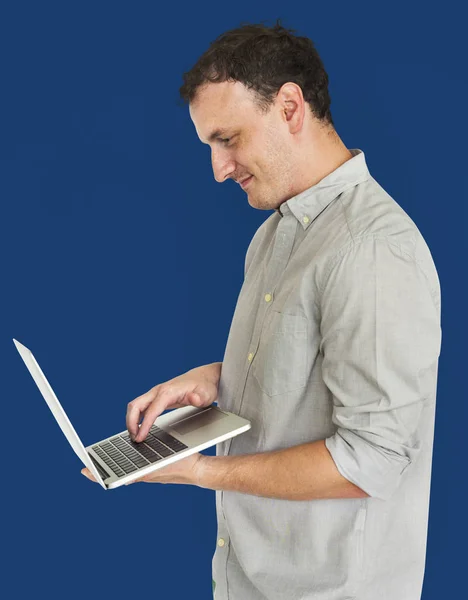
[13,338,251,490]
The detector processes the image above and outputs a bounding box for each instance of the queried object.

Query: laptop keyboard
[91,425,188,479]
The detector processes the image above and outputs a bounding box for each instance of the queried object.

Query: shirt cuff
[325,429,412,501]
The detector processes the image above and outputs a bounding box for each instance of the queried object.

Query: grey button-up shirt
[212,148,442,600]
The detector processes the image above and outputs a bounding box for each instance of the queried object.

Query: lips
[240,175,253,189]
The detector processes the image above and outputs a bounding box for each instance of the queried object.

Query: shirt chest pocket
[252,310,308,397]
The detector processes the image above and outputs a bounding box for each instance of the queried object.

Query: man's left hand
[81,452,204,486]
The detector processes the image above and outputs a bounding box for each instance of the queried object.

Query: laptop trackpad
[171,408,227,435]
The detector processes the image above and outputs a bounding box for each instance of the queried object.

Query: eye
[219,137,232,145]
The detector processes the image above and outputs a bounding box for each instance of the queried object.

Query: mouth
[239,175,254,189]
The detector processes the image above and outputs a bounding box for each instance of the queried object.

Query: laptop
[13,338,251,490]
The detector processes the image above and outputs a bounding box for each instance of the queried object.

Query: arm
[197,439,369,500]
[194,361,222,387]
[198,237,440,502]
[319,236,441,500]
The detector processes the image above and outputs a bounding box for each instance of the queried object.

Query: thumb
[190,390,205,406]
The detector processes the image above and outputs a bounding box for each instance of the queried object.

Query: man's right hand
[126,364,220,442]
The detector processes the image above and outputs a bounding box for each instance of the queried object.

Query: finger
[126,391,155,439]
[81,468,97,482]
[134,390,170,442]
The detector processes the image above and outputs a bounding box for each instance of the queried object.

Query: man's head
[179,20,351,211]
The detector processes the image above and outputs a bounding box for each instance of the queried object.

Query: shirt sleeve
[320,235,441,500]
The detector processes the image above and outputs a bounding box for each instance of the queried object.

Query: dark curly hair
[178,18,334,128]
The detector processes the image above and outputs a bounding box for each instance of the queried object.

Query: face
[189,80,300,211]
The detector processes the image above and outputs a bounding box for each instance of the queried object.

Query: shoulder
[317,178,440,304]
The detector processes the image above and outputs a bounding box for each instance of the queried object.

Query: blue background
[2,2,466,599]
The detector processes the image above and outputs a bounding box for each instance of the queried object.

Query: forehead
[189,81,258,143]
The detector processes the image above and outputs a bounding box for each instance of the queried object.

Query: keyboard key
[144,435,174,457]
[112,437,154,463]
[91,450,123,478]
[121,462,138,474]
[147,453,162,463]
[139,446,159,460]
[151,431,188,452]
[118,458,135,470]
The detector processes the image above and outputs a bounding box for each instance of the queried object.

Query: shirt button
[218,538,225,547]
[303,215,310,224]
[248,352,254,362]
[264,293,272,302]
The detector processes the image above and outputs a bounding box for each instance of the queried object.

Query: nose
[211,148,236,183]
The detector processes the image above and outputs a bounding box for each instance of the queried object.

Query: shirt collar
[275,148,370,228]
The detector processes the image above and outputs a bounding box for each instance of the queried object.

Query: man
[82,20,442,600]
